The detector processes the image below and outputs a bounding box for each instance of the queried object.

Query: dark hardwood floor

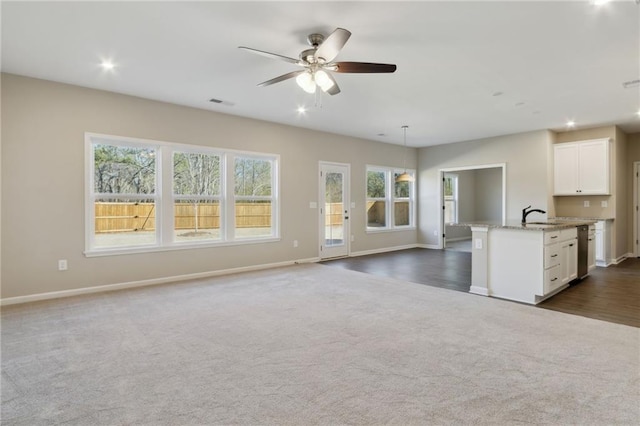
[321,248,471,293]
[321,248,640,328]
[538,258,640,328]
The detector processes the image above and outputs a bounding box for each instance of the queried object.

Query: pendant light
[395,125,414,183]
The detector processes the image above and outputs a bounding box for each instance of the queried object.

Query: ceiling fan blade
[324,73,341,96]
[257,70,305,87]
[315,28,351,63]
[332,62,397,73]
[238,46,302,65]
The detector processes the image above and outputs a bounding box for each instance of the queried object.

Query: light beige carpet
[2,264,639,425]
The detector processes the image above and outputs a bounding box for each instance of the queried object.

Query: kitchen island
[453,219,595,304]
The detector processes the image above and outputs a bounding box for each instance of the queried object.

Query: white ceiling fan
[239,28,397,95]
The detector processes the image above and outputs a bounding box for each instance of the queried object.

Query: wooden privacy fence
[95,202,271,233]
[95,202,393,233]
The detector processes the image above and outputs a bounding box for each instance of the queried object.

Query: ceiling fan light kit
[239,27,396,96]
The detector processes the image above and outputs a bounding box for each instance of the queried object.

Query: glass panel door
[320,162,349,259]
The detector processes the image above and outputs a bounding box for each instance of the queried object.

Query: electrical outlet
[433,230,438,236]
[601,200,608,208]
[58,259,68,271]
[293,240,298,248]
[475,239,483,250]
[309,202,317,209]
[583,200,590,207]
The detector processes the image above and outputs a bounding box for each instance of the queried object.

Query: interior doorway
[439,164,506,250]
[634,162,639,257]
[319,162,350,259]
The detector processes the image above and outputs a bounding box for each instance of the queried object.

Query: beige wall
[418,130,552,247]
[628,132,640,255]
[1,74,418,299]
[474,167,502,221]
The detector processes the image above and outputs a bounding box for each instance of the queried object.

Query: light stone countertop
[448,219,597,231]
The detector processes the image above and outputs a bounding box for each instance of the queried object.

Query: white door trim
[439,163,507,249]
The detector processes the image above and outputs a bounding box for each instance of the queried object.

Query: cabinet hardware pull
[569,243,574,247]
[551,278,558,281]
[551,236,558,239]
[551,254,558,258]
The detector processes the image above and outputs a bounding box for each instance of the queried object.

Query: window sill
[366,226,416,234]
[84,236,281,257]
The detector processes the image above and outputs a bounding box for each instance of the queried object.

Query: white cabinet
[588,225,596,271]
[595,220,612,267]
[547,228,578,288]
[559,229,578,285]
[553,139,610,195]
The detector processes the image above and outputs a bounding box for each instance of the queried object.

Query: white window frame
[85,132,280,256]
[366,165,416,232]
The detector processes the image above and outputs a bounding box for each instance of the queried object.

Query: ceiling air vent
[209,98,223,103]
[622,79,640,89]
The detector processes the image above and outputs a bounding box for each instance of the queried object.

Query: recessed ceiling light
[297,106,306,114]
[593,0,610,6]
[100,60,115,70]
[566,120,576,128]
[636,109,640,117]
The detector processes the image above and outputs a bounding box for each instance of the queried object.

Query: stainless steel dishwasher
[577,225,589,279]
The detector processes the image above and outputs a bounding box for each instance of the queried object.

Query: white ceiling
[2,1,639,147]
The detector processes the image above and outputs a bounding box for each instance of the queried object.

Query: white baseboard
[417,243,441,250]
[349,244,419,257]
[445,237,472,243]
[613,253,633,265]
[469,286,489,296]
[0,257,320,306]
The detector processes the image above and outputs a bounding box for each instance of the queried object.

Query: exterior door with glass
[319,162,350,259]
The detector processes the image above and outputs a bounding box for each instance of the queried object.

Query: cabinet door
[554,144,579,195]
[578,140,609,195]
[567,239,578,282]
[595,229,604,261]
[560,238,578,285]
[588,233,596,271]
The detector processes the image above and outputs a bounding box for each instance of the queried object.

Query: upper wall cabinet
[553,138,611,196]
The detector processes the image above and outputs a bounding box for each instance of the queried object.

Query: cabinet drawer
[560,227,577,241]
[545,244,561,268]
[544,264,563,294]
[544,231,560,245]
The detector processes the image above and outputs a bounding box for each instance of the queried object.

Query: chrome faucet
[522,205,546,224]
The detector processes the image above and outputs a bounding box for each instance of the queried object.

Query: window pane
[235,158,272,196]
[394,201,410,226]
[367,201,386,227]
[174,200,220,242]
[444,176,454,197]
[235,200,272,238]
[394,178,410,197]
[94,144,156,194]
[367,171,386,198]
[173,152,220,196]
[94,199,156,247]
[444,200,456,223]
